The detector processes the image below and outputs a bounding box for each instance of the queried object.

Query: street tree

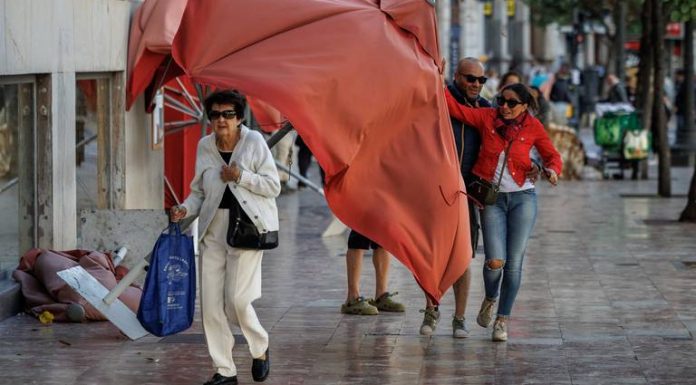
[667,0,696,221]
[523,0,642,77]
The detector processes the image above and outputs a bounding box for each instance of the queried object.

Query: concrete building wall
[436,0,452,79]
[0,0,163,249]
[125,100,164,210]
[460,0,486,60]
[0,0,131,74]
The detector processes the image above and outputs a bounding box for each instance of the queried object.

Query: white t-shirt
[492,151,535,193]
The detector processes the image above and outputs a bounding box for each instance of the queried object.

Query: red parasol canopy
[128,0,471,302]
[125,0,187,109]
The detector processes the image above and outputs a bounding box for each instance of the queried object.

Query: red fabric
[165,0,470,302]
[162,76,202,207]
[125,0,187,109]
[12,249,142,322]
[445,88,563,185]
[248,97,285,133]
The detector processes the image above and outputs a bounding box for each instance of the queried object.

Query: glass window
[0,81,35,275]
[75,77,111,234]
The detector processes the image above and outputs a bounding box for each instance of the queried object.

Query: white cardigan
[181,125,281,241]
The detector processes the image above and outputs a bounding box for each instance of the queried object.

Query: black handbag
[466,141,512,207]
[227,200,278,250]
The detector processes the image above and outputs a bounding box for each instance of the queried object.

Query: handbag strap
[494,140,514,188]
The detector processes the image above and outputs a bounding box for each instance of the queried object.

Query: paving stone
[1,166,695,384]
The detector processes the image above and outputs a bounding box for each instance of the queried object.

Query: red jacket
[445,88,562,186]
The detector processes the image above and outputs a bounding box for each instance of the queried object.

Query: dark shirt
[606,84,629,104]
[218,151,239,209]
[675,81,696,116]
[447,83,491,181]
[550,76,572,103]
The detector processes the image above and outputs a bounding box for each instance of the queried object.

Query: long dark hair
[500,83,539,114]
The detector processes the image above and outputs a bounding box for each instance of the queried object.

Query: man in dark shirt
[420,57,491,338]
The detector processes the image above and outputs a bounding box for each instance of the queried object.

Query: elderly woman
[170,90,279,385]
[446,83,562,342]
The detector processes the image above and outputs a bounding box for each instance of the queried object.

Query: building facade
[0,0,163,319]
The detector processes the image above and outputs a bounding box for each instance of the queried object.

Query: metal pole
[266,122,294,149]
[275,162,324,196]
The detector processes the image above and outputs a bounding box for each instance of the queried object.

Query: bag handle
[168,222,182,235]
[493,140,513,189]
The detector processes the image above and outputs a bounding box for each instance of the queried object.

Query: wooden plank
[52,72,77,249]
[96,77,110,209]
[17,82,36,253]
[57,266,149,340]
[111,72,126,209]
[35,75,53,248]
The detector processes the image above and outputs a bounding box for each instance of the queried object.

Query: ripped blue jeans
[481,189,537,317]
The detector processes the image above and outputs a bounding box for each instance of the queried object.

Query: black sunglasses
[459,73,488,84]
[207,110,237,120]
[496,96,523,108]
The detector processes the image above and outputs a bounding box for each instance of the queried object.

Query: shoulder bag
[227,199,278,250]
[466,141,513,207]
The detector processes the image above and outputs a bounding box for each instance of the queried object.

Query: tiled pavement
[0,165,695,385]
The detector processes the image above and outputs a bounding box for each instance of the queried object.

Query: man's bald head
[454,57,486,100]
[457,57,485,75]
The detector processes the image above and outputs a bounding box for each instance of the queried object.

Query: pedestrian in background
[603,74,629,104]
[530,86,551,128]
[445,83,562,342]
[481,68,499,101]
[171,90,278,385]
[341,230,405,315]
[498,71,523,92]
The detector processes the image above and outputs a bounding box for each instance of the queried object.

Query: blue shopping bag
[137,223,196,337]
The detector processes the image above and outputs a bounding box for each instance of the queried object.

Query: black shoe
[204,373,238,385]
[251,349,270,382]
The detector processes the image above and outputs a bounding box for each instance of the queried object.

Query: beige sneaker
[492,319,508,342]
[477,297,496,328]
[452,316,469,338]
[419,308,440,335]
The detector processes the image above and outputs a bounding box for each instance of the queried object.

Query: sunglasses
[207,110,237,120]
[459,73,488,84]
[496,96,523,108]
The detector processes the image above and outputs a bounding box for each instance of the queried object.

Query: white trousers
[200,209,268,377]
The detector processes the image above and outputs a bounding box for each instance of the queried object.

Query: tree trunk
[681,166,696,221]
[614,1,627,82]
[680,20,696,222]
[684,20,694,140]
[636,0,654,128]
[652,0,670,196]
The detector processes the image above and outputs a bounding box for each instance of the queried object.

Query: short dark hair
[500,71,522,88]
[204,90,246,118]
[501,83,539,112]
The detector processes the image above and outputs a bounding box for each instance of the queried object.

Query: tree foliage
[522,0,642,30]
[665,0,696,21]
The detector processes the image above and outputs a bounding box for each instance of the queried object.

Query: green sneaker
[369,292,405,312]
[419,308,440,335]
[341,296,379,315]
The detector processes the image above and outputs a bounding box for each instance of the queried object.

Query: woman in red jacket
[446,83,562,342]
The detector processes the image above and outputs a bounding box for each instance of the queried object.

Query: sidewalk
[0,166,695,385]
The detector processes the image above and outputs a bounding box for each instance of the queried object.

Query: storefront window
[75,77,110,239]
[0,81,35,274]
